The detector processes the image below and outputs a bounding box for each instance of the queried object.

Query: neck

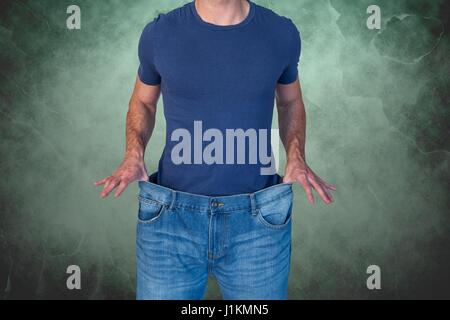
[195,0,250,26]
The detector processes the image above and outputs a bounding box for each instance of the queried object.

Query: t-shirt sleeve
[137,20,161,86]
[277,21,301,85]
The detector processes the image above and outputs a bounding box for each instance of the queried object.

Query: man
[95,0,335,300]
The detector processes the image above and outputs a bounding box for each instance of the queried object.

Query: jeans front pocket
[137,196,167,224]
[256,192,293,230]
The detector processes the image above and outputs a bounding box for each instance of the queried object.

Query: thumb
[282,175,295,184]
[139,167,149,182]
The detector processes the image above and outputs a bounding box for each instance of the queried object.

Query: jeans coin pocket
[137,196,166,224]
[257,193,293,229]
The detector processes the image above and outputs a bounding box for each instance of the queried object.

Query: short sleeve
[277,22,301,85]
[138,20,161,86]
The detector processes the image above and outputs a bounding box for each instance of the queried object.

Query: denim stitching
[137,202,167,224]
[256,208,292,230]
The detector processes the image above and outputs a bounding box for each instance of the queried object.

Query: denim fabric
[136,173,293,300]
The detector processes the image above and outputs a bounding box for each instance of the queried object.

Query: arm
[95,76,160,198]
[276,78,336,204]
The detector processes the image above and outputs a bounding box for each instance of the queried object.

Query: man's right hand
[95,76,159,198]
[94,157,148,198]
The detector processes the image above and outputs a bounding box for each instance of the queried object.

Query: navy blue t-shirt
[138,1,301,196]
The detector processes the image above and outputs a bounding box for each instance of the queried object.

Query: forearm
[124,97,156,161]
[277,97,307,165]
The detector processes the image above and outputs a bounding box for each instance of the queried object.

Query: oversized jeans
[136,173,293,300]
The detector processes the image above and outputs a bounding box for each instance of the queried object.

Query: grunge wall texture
[0,0,448,299]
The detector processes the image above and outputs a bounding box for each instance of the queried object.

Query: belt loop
[169,190,176,210]
[250,193,257,216]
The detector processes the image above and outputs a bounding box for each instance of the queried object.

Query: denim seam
[256,190,293,208]
[256,208,292,230]
[137,204,167,225]
[139,180,291,200]
[137,195,167,207]
[139,189,292,213]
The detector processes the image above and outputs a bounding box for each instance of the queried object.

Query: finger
[318,181,334,202]
[309,176,332,204]
[323,187,334,202]
[317,176,337,190]
[101,180,119,198]
[324,182,337,191]
[310,178,332,204]
[101,178,120,198]
[94,177,108,186]
[114,181,129,198]
[298,176,315,204]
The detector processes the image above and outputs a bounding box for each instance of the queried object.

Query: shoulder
[254,3,299,41]
[254,4,298,31]
[141,3,191,38]
[253,4,300,62]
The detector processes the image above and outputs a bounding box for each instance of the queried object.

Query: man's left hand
[283,159,336,204]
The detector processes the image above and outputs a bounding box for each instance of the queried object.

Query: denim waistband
[138,172,293,214]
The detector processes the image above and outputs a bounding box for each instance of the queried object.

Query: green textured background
[0,0,449,299]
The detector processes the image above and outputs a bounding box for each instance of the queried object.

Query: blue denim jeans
[136,173,293,300]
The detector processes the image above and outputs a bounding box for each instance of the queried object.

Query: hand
[94,157,148,198]
[283,159,336,204]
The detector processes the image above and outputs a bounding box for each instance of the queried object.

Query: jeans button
[212,201,224,208]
